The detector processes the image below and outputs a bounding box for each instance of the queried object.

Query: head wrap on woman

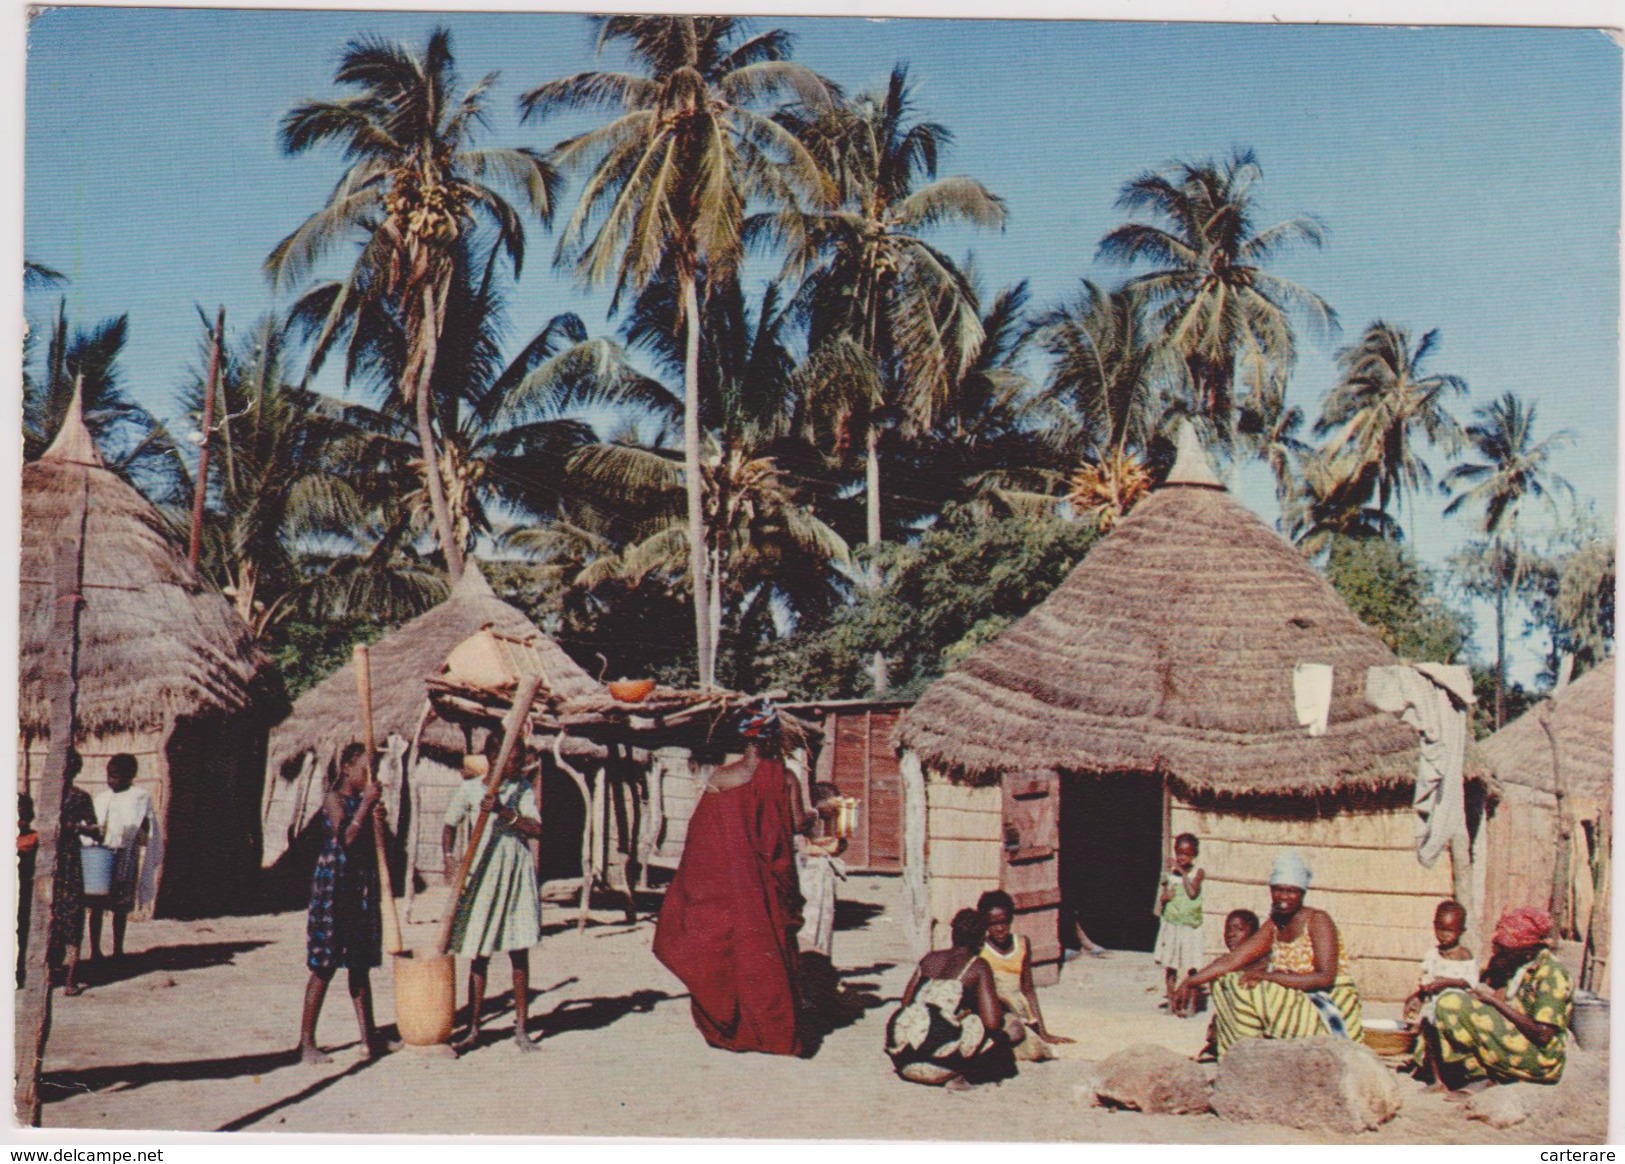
[1493,907,1553,950]
[739,699,781,742]
[1268,850,1313,890]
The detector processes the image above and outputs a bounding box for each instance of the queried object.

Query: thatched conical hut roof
[21,394,278,739]
[897,439,1468,800]
[266,565,599,775]
[1481,657,1613,814]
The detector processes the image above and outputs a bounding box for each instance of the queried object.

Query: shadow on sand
[75,940,270,989]
[41,1045,308,1101]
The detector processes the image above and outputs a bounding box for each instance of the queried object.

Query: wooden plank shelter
[259,565,602,905]
[421,675,820,925]
[1480,657,1613,994]
[895,428,1494,1000]
[19,392,286,918]
[784,700,911,874]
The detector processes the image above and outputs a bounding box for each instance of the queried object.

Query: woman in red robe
[653,704,809,1056]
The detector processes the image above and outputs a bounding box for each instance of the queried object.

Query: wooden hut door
[1001,771,1062,985]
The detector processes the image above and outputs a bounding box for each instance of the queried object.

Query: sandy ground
[28,875,1611,1143]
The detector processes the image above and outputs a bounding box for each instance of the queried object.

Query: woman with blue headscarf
[1175,850,1363,1055]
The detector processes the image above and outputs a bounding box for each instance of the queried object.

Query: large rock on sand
[1211,1038,1402,1133]
[1094,1045,1214,1115]
[1465,1085,1528,1129]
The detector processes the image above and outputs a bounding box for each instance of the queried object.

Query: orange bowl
[608,678,656,703]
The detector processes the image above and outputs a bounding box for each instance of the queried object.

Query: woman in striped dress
[1175,850,1363,1055]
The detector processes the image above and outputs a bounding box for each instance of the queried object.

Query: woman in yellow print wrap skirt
[1417,906,1573,1089]
[1174,850,1363,1055]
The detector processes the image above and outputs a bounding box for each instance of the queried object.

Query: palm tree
[775,65,1005,550]
[519,15,835,689]
[1443,392,1575,726]
[901,279,1073,522]
[266,26,556,584]
[23,299,182,502]
[1286,445,1402,557]
[312,237,668,562]
[1237,373,1311,517]
[1029,279,1168,460]
[177,314,431,636]
[1098,148,1336,441]
[1316,321,1467,529]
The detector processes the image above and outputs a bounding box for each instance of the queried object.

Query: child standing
[1154,833,1205,1017]
[297,742,388,1063]
[443,748,545,1053]
[797,783,849,959]
[1404,900,1479,1024]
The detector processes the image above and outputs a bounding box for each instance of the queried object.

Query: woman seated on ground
[1415,907,1572,1092]
[977,890,1073,1061]
[886,909,1017,1089]
[1174,850,1363,1056]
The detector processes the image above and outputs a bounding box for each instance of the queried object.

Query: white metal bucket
[81,845,116,897]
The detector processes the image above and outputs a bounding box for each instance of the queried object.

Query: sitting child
[1195,909,1268,1061]
[1403,899,1479,1024]
[977,889,1073,1061]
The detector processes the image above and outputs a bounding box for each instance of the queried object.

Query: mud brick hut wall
[1480,657,1613,995]
[261,564,602,897]
[20,397,284,918]
[896,431,1493,1002]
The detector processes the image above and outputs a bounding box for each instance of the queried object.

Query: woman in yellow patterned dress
[1175,850,1363,1055]
[1417,907,1572,1090]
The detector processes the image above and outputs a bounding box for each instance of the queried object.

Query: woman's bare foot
[513,1030,540,1054]
[363,1038,402,1060]
[62,984,86,997]
[451,1029,481,1053]
[299,1043,333,1066]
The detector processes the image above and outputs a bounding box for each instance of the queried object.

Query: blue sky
[21,8,1621,683]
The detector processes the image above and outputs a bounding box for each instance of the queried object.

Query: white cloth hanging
[1294,663,1335,737]
[1365,664,1474,867]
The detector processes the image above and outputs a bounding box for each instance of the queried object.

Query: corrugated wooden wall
[1481,783,1559,950]
[819,709,903,873]
[922,780,1002,947]
[1171,799,1457,1003]
[920,777,1062,985]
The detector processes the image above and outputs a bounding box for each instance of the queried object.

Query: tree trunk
[15,471,88,1126]
[415,282,464,584]
[866,425,889,695]
[1494,540,1508,730]
[187,307,224,572]
[681,274,713,690]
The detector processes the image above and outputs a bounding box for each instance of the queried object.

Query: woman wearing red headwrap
[1416,907,1574,1090]
[653,703,811,1056]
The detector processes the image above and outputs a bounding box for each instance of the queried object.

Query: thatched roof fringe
[1481,657,1613,812]
[897,480,1487,797]
[21,420,280,738]
[266,564,599,774]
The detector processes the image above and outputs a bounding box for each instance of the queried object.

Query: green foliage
[768,506,1101,699]
[269,616,387,701]
[1321,536,1473,663]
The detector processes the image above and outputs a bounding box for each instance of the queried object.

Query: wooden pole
[353,645,402,955]
[15,471,88,1126]
[436,677,543,955]
[187,306,224,572]
[1542,704,1573,935]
